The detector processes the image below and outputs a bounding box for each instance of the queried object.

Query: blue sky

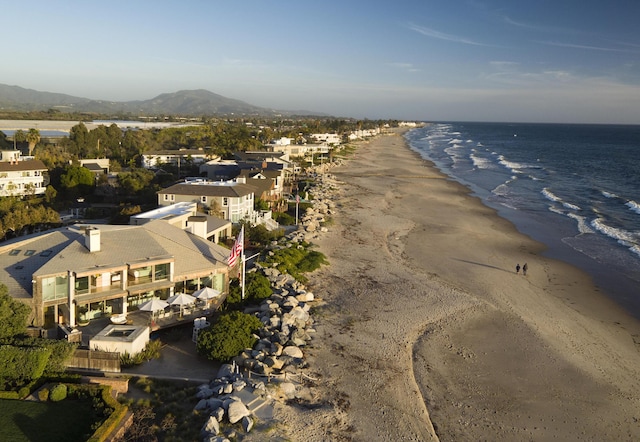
[3,0,640,123]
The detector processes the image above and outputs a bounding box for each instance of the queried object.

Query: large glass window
[42,276,69,301]
[154,263,169,281]
[75,276,89,294]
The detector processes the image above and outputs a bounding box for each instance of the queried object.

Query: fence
[68,348,121,373]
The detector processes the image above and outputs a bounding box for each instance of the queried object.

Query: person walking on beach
[516,263,521,274]
[523,263,528,276]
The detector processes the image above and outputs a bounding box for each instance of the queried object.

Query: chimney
[85,227,101,252]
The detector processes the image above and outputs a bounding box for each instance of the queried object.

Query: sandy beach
[265,128,640,441]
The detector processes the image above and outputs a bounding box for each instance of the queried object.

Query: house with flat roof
[141,149,211,169]
[129,202,232,243]
[0,220,231,331]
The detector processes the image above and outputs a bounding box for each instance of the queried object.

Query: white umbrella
[138,298,169,322]
[167,292,196,317]
[138,298,169,312]
[193,287,222,301]
[193,287,222,310]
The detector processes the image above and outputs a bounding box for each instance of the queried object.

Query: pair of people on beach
[516,263,528,275]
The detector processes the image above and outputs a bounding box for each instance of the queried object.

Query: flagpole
[240,225,246,301]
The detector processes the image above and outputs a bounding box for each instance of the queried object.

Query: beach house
[0,220,231,333]
[0,150,48,197]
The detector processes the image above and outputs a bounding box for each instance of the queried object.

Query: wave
[567,213,594,234]
[625,200,640,215]
[591,218,638,248]
[470,153,493,169]
[602,190,619,199]
[497,155,541,173]
[541,188,561,202]
[448,138,464,145]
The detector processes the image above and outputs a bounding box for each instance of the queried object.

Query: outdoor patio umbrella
[193,287,221,301]
[138,298,169,322]
[167,292,196,317]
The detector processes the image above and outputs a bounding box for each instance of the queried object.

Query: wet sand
[273,128,640,441]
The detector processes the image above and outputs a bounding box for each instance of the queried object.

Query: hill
[0,84,323,117]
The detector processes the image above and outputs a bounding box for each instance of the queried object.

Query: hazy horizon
[3,1,640,125]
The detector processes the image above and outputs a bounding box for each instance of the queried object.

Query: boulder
[280,382,296,399]
[227,400,251,424]
[242,416,254,433]
[201,415,220,436]
[282,345,303,359]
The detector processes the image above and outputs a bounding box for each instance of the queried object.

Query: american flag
[227,226,243,267]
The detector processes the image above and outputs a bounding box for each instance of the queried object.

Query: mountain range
[0,84,324,117]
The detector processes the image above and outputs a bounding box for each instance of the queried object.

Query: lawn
[0,398,98,442]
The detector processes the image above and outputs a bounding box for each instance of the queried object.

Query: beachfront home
[158,179,255,223]
[0,220,231,332]
[0,150,48,197]
[141,149,211,169]
[129,202,232,243]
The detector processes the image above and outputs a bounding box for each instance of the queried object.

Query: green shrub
[196,311,262,362]
[37,387,50,401]
[225,272,273,309]
[49,383,67,402]
[120,339,163,368]
[0,345,52,389]
[274,211,296,225]
[261,243,328,283]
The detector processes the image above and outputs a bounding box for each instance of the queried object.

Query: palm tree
[26,128,40,156]
[13,130,26,151]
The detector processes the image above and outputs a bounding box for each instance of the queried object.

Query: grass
[0,398,99,442]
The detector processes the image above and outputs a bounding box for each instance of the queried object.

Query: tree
[26,128,40,156]
[60,165,94,199]
[13,130,26,150]
[196,311,262,362]
[0,284,30,339]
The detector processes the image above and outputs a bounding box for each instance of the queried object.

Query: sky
[3,0,640,124]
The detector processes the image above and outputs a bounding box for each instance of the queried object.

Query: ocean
[406,122,640,317]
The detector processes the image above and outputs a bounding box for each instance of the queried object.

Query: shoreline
[273,128,640,441]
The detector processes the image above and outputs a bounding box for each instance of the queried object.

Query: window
[163,194,169,201]
[75,276,89,294]
[154,262,170,280]
[24,250,35,256]
[201,196,207,203]
[170,194,175,201]
[9,249,21,256]
[42,275,68,301]
[223,197,228,206]
[40,250,53,257]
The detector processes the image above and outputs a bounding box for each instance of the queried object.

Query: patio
[77,293,226,346]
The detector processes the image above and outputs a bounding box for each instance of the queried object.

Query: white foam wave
[625,200,640,215]
[497,155,540,173]
[591,218,637,247]
[491,182,514,197]
[541,188,561,202]
[548,206,564,215]
[602,191,618,199]
[567,213,594,234]
[563,202,581,211]
[448,138,464,144]
[470,154,493,169]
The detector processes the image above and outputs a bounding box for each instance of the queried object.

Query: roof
[0,159,47,172]
[158,182,255,197]
[0,220,230,299]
